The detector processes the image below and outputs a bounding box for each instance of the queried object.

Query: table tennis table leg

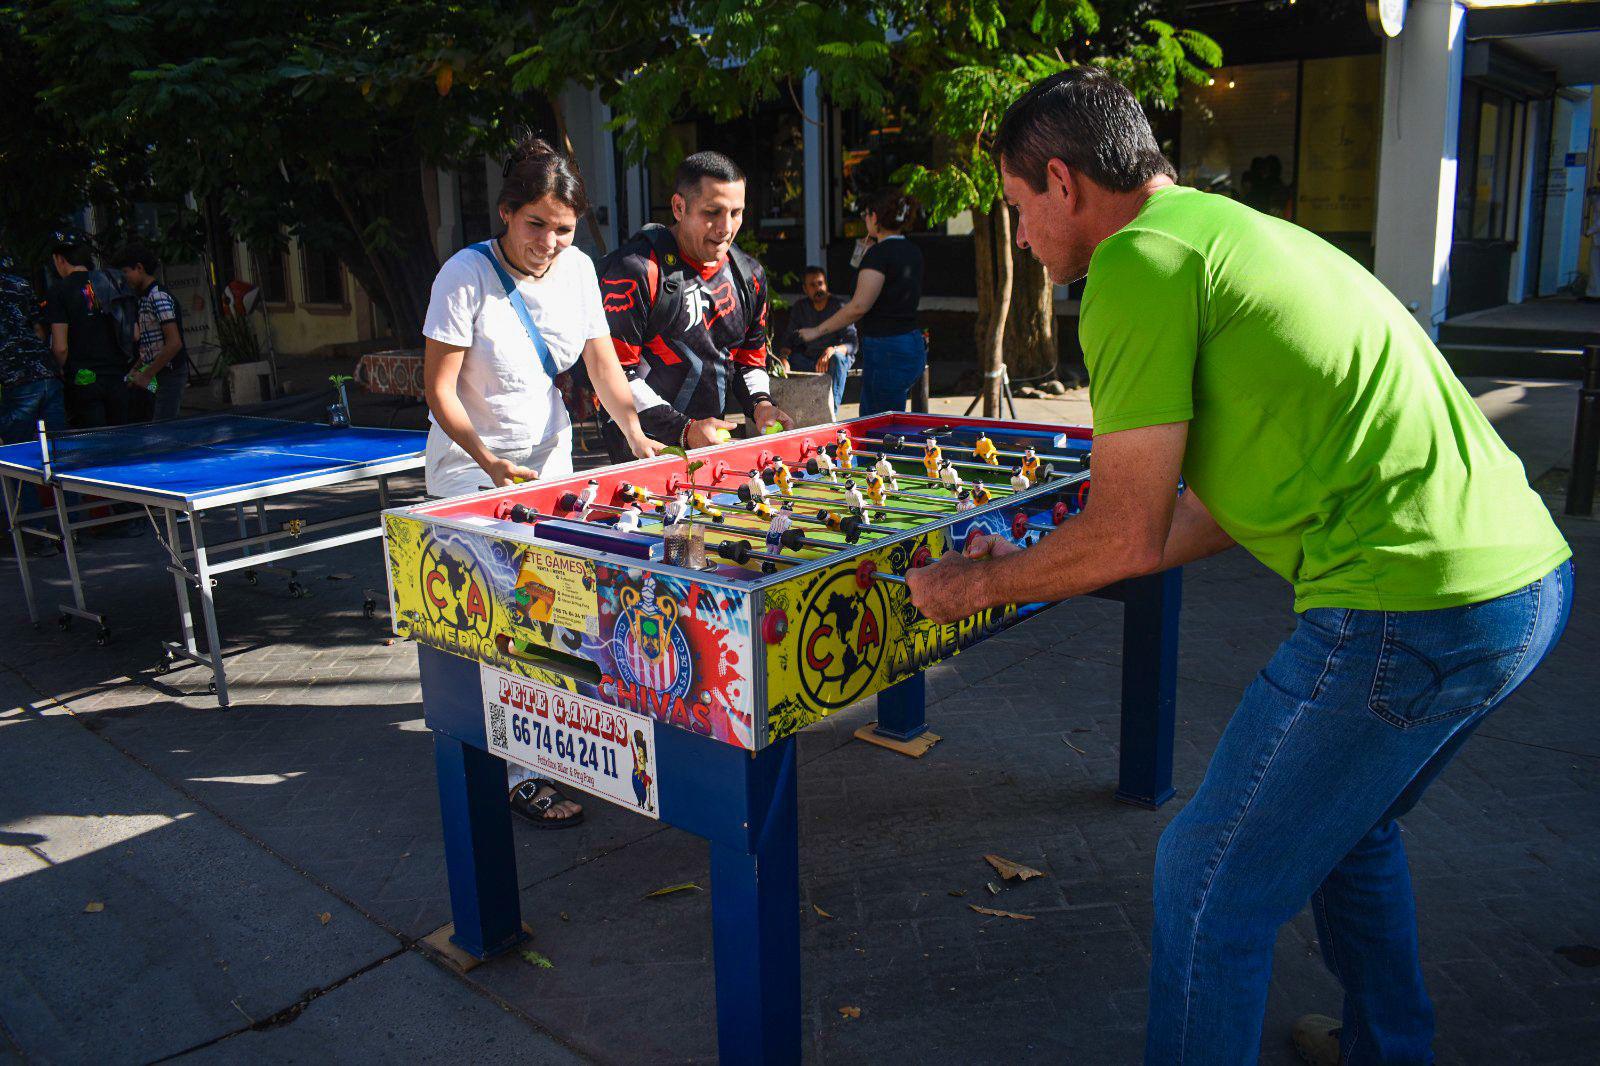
[3,476,39,624]
[187,510,230,707]
[378,475,390,511]
[164,509,201,663]
[52,486,89,622]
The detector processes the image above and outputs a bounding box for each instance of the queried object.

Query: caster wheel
[57,615,71,632]
[363,599,377,619]
[207,680,217,694]
[245,571,258,585]
[288,580,305,599]
[158,649,176,674]
[96,627,111,647]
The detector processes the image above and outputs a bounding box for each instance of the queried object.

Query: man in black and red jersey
[597,152,791,460]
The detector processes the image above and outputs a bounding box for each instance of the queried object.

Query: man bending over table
[907,68,1572,1066]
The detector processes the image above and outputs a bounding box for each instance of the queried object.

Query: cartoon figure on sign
[631,729,655,813]
[614,575,693,700]
[512,551,557,624]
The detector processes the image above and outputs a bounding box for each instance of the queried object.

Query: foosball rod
[741,481,949,521]
[723,502,896,543]
[802,456,958,489]
[780,467,956,506]
[873,431,1090,467]
[835,443,1055,481]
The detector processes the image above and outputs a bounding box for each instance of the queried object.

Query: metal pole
[1567,343,1600,517]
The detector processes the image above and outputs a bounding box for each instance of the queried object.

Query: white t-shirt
[422,242,608,489]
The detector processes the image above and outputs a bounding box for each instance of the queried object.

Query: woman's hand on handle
[482,455,540,486]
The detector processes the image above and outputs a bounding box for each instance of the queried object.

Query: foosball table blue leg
[872,672,928,742]
[434,733,526,959]
[1114,567,1182,808]
[709,736,802,1065]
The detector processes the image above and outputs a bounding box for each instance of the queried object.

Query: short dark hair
[51,239,92,269]
[996,67,1176,193]
[499,133,589,216]
[675,151,745,199]
[801,264,827,279]
[864,188,917,232]
[113,243,160,273]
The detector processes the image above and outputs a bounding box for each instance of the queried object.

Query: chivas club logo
[796,568,887,710]
[614,575,692,698]
[419,537,493,640]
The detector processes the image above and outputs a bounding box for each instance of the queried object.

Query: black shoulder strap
[724,243,761,323]
[637,224,683,341]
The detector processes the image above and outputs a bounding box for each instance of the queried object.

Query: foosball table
[383,412,1181,1063]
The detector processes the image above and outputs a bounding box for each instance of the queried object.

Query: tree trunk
[322,149,438,344]
[971,203,1012,418]
[1005,250,1056,382]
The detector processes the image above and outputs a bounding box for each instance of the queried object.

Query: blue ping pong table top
[0,415,425,506]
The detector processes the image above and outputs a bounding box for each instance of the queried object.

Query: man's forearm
[146,339,181,374]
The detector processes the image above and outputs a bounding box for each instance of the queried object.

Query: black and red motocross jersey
[598,225,771,445]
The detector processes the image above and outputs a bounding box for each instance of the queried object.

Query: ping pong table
[0,415,426,706]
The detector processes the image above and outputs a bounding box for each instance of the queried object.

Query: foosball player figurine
[662,490,692,527]
[745,469,767,503]
[873,454,899,491]
[842,478,868,514]
[921,437,942,479]
[764,501,793,549]
[938,459,963,490]
[835,428,854,468]
[972,483,993,506]
[614,502,644,534]
[688,491,724,520]
[955,488,975,513]
[1020,447,1041,484]
[770,458,793,495]
[1009,466,1030,492]
[574,478,601,515]
[865,473,889,508]
[811,450,839,482]
[973,433,999,465]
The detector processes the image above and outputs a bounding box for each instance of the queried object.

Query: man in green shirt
[907,68,1572,1065]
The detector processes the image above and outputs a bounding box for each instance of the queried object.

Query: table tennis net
[39,416,317,470]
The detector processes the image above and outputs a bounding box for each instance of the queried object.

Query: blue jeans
[1147,561,1573,1065]
[0,376,66,444]
[789,350,851,410]
[857,330,926,416]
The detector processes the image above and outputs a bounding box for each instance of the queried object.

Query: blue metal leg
[872,671,928,741]
[709,737,801,1065]
[433,733,526,958]
[1114,568,1182,808]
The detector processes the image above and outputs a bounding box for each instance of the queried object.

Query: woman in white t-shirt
[423,138,657,497]
[423,137,658,827]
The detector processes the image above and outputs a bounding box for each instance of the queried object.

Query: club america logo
[613,575,693,699]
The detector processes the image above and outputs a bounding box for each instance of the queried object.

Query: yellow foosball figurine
[972,483,992,506]
[921,437,942,479]
[770,459,792,495]
[834,429,854,469]
[1020,447,1041,484]
[865,473,889,508]
[973,434,999,466]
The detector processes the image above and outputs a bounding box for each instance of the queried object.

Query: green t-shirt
[1079,185,1569,612]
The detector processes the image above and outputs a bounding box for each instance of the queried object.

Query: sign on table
[481,664,658,818]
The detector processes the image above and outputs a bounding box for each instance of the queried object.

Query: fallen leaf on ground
[318,912,332,925]
[813,904,834,920]
[559,912,570,922]
[985,854,1045,882]
[1061,736,1086,754]
[382,639,395,646]
[644,882,702,899]
[948,889,967,898]
[521,949,555,969]
[83,901,104,913]
[986,882,1002,896]
[970,904,1035,921]
[838,1005,861,1019]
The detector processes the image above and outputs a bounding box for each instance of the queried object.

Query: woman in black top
[796,188,925,415]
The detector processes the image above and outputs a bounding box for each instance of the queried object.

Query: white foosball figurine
[938,460,962,490]
[873,455,899,492]
[814,450,838,482]
[842,478,867,513]
[745,469,768,502]
[1009,466,1030,492]
[955,488,975,512]
[614,503,643,533]
[574,478,600,514]
[662,490,692,526]
[764,502,793,549]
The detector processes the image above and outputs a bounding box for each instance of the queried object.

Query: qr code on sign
[488,704,508,751]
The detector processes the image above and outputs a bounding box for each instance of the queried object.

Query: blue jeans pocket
[1366,584,1541,729]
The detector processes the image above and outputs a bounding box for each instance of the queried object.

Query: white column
[1372,0,1467,337]
[803,71,826,269]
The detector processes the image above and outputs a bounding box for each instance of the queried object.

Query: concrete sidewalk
[1,378,1595,1063]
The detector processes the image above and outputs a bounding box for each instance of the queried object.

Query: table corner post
[1114,567,1181,808]
[433,732,526,959]
[871,671,928,742]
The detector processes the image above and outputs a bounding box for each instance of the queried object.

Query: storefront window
[1455,84,1528,243]
[1179,61,1299,214]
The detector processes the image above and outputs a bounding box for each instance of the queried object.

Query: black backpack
[86,268,141,363]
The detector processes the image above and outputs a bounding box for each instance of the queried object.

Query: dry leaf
[318,912,332,925]
[969,904,1035,921]
[986,882,1002,896]
[813,904,834,920]
[435,63,454,97]
[984,854,1045,882]
[559,912,570,922]
[838,1005,861,1019]
[83,901,104,913]
[1061,736,1086,754]
[644,882,701,899]
[948,889,967,898]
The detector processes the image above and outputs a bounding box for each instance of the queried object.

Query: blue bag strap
[469,241,559,379]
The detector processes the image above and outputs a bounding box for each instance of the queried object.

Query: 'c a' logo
[418,538,493,640]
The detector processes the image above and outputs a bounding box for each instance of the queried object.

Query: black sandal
[509,779,586,830]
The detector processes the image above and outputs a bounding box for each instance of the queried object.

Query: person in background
[114,244,188,421]
[45,236,132,429]
[778,265,856,409]
[423,134,660,828]
[0,252,63,556]
[794,188,924,415]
